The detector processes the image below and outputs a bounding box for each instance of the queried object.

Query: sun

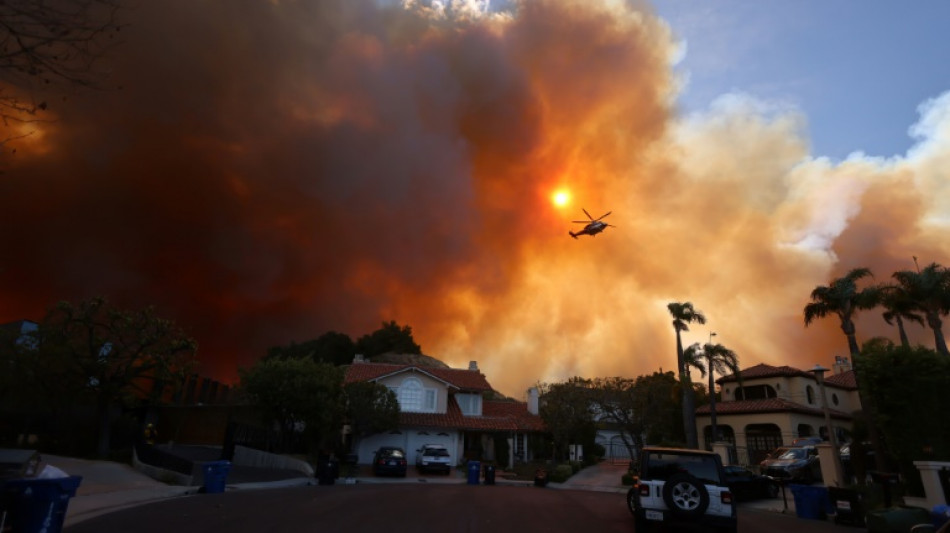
[552,189,571,208]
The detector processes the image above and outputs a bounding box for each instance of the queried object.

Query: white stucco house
[695,356,859,466]
[343,356,545,468]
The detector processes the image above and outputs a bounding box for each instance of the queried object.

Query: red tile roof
[717,363,812,383]
[717,363,856,391]
[399,398,545,432]
[695,398,851,420]
[344,361,543,432]
[825,370,857,389]
[343,362,493,392]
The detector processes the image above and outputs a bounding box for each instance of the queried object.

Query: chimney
[353,354,365,364]
[468,360,478,372]
[527,387,539,415]
[833,355,851,375]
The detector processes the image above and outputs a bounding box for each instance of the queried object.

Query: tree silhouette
[667,302,706,449]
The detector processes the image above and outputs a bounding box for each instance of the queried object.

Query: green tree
[267,331,356,366]
[667,302,706,448]
[588,377,643,459]
[37,297,197,458]
[238,358,344,454]
[892,261,950,356]
[539,377,597,461]
[685,342,740,445]
[343,381,400,441]
[356,321,422,357]
[859,337,950,491]
[634,371,684,446]
[880,283,925,348]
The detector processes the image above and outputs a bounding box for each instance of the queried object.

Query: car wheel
[626,487,638,515]
[662,473,710,518]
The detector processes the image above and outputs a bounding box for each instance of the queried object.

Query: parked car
[415,444,452,474]
[626,446,737,533]
[791,436,824,446]
[723,465,778,500]
[373,446,407,477]
[761,446,822,483]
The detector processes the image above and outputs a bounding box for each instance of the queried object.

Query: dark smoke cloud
[2,0,949,398]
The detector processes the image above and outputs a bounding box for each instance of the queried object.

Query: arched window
[399,377,424,412]
[832,393,839,406]
[735,384,777,401]
[806,385,815,404]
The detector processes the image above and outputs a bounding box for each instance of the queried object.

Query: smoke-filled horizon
[2,0,948,399]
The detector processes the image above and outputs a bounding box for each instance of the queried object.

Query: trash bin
[828,486,866,527]
[866,506,931,533]
[931,504,950,530]
[534,468,548,487]
[788,484,829,520]
[317,457,339,486]
[483,464,495,485]
[467,461,480,485]
[2,475,82,533]
[202,460,231,494]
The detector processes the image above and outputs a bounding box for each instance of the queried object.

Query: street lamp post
[811,364,845,486]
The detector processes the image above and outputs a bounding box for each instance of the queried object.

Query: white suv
[415,444,452,474]
[627,447,737,533]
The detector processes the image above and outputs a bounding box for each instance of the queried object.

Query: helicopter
[569,208,614,239]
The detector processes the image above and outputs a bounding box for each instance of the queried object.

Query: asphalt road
[64,483,845,533]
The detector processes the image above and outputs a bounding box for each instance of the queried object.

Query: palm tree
[803,267,886,469]
[880,284,925,348]
[667,302,706,449]
[892,262,950,356]
[803,267,882,357]
[685,342,741,446]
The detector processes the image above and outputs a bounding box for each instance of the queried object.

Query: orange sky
[2,0,949,399]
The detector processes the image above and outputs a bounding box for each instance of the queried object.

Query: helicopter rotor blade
[595,211,612,221]
[582,208,594,221]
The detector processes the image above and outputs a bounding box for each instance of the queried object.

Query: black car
[723,465,778,501]
[373,446,407,477]
[761,446,822,483]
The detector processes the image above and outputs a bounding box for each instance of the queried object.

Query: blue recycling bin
[202,460,231,494]
[466,460,481,485]
[2,475,83,533]
[788,484,829,520]
[932,504,950,529]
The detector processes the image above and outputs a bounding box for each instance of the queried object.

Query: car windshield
[424,449,449,457]
[645,453,722,484]
[380,449,404,458]
[778,448,807,460]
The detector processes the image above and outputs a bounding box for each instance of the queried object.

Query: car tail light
[721,491,734,505]
[639,484,650,497]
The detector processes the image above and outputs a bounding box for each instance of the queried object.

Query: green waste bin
[828,486,866,527]
[865,506,931,533]
[2,475,83,533]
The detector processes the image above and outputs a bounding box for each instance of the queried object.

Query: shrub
[622,473,635,485]
[547,464,574,483]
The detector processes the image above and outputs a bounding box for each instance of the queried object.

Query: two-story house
[695,356,859,465]
[343,355,545,468]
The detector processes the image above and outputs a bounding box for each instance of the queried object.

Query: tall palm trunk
[894,315,911,348]
[676,331,698,448]
[925,312,950,356]
[708,370,719,443]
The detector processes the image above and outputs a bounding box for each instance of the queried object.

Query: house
[695,356,859,466]
[343,355,545,468]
